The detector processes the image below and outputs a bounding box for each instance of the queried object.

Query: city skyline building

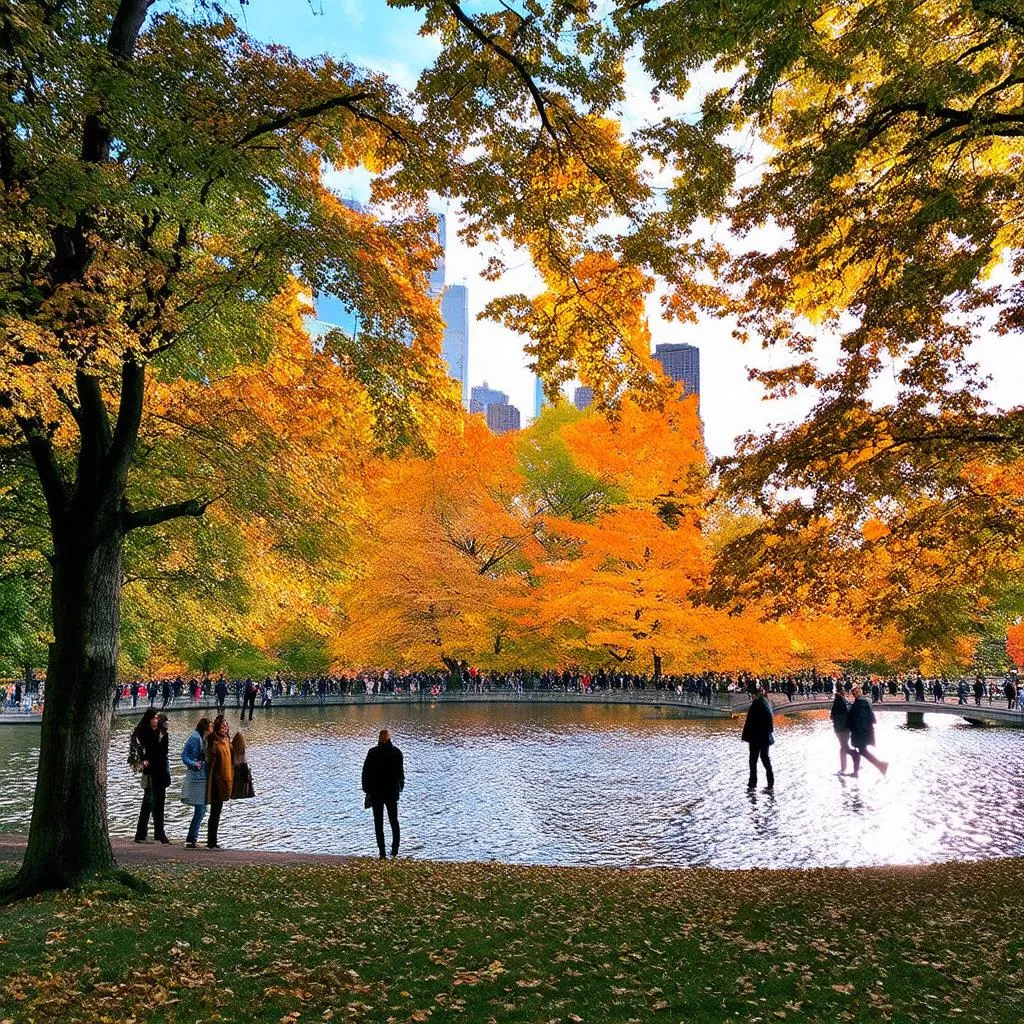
[309,206,471,406]
[652,342,700,398]
[573,386,594,410]
[441,284,469,407]
[428,213,446,298]
[469,381,509,415]
[534,376,548,420]
[486,401,521,435]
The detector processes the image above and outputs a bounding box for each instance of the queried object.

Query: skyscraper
[429,212,446,298]
[486,402,521,435]
[573,386,594,410]
[534,376,548,420]
[441,285,469,407]
[308,198,364,341]
[469,382,508,415]
[652,342,700,397]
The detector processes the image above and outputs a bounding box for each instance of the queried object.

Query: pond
[1,702,1022,868]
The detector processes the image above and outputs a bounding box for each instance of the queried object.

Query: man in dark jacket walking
[741,686,774,790]
[830,686,852,775]
[362,729,405,859]
[847,684,888,777]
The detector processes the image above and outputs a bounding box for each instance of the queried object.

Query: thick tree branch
[81,0,157,165]
[231,91,409,149]
[122,495,214,532]
[107,357,145,484]
[75,370,113,456]
[0,401,68,525]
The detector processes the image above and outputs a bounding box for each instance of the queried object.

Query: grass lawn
[0,856,1021,1023]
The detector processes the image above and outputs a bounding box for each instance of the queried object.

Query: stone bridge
[731,693,1024,728]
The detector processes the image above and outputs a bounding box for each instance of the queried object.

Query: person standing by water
[847,684,889,778]
[741,686,775,791]
[214,675,228,713]
[242,678,257,721]
[830,685,852,775]
[362,729,405,859]
[205,714,234,849]
[130,709,171,844]
[180,717,212,849]
[230,725,256,800]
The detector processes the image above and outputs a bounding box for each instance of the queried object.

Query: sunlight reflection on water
[1,702,1021,867]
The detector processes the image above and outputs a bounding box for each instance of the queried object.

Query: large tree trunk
[4,530,123,896]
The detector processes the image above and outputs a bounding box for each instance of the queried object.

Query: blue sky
[238,1,438,87]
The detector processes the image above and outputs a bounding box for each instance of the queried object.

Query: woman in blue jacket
[180,717,212,848]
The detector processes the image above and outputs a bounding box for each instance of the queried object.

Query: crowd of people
[105,665,1024,714]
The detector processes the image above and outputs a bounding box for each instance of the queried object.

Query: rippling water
[1,702,1022,868]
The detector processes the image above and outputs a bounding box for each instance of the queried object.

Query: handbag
[363,793,372,809]
[230,762,256,800]
[140,772,151,791]
[768,733,775,746]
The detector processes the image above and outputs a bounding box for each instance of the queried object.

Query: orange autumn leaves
[336,388,895,675]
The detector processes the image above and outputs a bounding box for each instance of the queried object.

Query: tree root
[0,864,153,905]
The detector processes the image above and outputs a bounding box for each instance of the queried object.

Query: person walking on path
[180,717,212,848]
[205,714,234,849]
[214,675,228,713]
[242,678,258,721]
[741,686,775,791]
[847,684,889,778]
[361,729,405,859]
[130,710,171,844]
[830,686,852,775]
[230,725,256,800]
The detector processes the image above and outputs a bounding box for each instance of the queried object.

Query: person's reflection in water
[745,786,778,841]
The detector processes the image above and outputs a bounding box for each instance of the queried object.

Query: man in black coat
[362,729,405,859]
[741,686,774,790]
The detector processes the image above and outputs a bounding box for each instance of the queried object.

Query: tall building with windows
[533,376,548,420]
[469,382,509,415]
[429,212,446,298]
[652,342,700,398]
[441,285,469,407]
[573,386,594,410]
[486,402,521,435]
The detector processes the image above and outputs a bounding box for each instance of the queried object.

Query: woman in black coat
[741,687,775,790]
[131,710,171,843]
[847,684,888,778]
[830,687,852,775]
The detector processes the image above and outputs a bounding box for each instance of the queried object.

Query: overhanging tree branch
[122,495,215,532]
[0,401,68,525]
[231,91,409,149]
[442,0,560,144]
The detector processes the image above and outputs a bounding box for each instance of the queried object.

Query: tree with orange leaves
[334,417,542,672]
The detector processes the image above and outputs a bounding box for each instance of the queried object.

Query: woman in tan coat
[205,714,234,849]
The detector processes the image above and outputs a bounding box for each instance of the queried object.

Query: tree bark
[3,527,124,897]
[653,652,662,682]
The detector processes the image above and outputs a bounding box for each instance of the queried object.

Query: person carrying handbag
[130,709,171,844]
[230,726,256,800]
